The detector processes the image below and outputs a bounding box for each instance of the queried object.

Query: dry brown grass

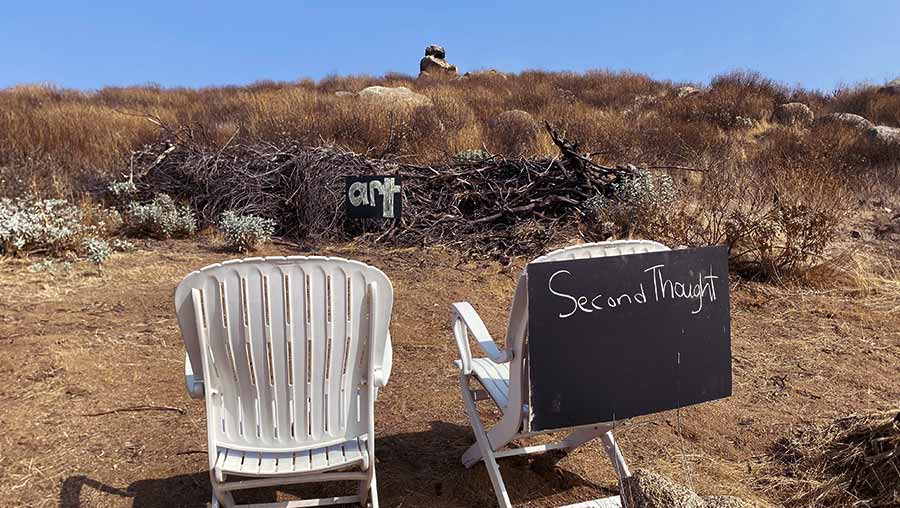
[4,70,898,199]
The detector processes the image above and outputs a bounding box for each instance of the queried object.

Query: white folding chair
[451,240,670,508]
[175,256,394,507]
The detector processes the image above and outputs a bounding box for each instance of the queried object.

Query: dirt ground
[1,234,898,508]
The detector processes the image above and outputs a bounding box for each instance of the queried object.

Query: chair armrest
[184,352,204,399]
[451,302,511,375]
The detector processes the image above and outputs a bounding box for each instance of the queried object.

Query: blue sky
[2,1,898,91]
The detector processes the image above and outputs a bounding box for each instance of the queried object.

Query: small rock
[734,116,756,129]
[817,112,873,131]
[622,469,704,508]
[877,78,900,95]
[357,86,432,108]
[773,102,814,127]
[459,69,508,80]
[623,469,758,508]
[674,86,702,98]
[867,125,900,145]
[334,91,356,97]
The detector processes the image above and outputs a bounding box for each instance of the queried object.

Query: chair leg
[358,466,376,507]
[460,374,512,508]
[211,490,235,508]
[211,471,236,508]
[600,431,631,480]
[369,470,380,508]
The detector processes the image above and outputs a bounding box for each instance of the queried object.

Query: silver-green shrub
[586,169,677,237]
[0,198,90,256]
[107,179,138,203]
[125,194,197,239]
[110,238,136,252]
[218,210,276,253]
[82,237,112,268]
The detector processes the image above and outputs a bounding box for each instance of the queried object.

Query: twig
[81,405,186,417]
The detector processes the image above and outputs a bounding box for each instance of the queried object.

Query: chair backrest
[504,241,670,429]
[174,256,393,452]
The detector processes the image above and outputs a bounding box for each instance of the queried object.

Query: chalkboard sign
[526,246,731,432]
[345,176,402,219]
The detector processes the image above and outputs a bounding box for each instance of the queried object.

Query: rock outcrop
[773,102,814,126]
[674,86,702,98]
[867,125,900,145]
[818,112,873,131]
[357,86,431,108]
[419,44,457,79]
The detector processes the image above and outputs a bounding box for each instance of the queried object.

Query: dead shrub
[486,110,541,156]
[662,70,782,129]
[628,160,848,280]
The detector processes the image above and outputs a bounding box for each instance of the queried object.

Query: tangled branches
[130,123,645,257]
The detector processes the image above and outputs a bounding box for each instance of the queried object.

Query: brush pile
[769,410,900,507]
[129,123,642,257]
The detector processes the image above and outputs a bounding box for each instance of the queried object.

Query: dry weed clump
[765,410,900,508]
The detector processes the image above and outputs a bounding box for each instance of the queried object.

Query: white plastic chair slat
[308,267,327,441]
[475,359,510,408]
[219,270,259,443]
[327,268,349,435]
[343,438,363,464]
[223,448,243,472]
[287,266,309,442]
[264,266,293,444]
[215,276,244,441]
[343,271,368,431]
[259,451,278,475]
[214,449,227,472]
[243,451,261,474]
[326,443,343,467]
[243,268,276,444]
[311,444,328,470]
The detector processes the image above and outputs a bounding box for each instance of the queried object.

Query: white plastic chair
[175,256,394,508]
[451,240,670,508]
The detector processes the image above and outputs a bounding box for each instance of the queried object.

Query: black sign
[526,246,731,431]
[345,176,402,219]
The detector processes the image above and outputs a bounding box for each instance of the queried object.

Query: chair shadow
[59,421,615,508]
[59,473,211,508]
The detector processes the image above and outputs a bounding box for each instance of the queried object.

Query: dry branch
[82,405,186,417]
